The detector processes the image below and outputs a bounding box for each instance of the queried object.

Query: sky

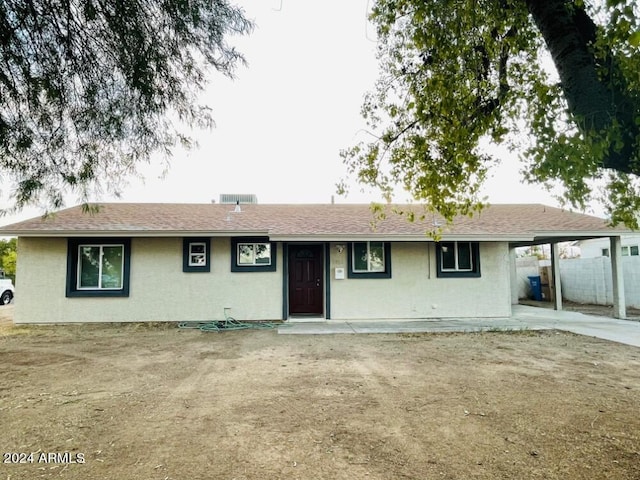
[1,0,572,226]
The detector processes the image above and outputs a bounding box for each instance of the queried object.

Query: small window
[231,237,276,272]
[602,248,610,257]
[189,243,206,265]
[183,238,211,272]
[347,242,391,278]
[622,246,630,256]
[436,242,480,278]
[630,245,639,256]
[67,238,131,297]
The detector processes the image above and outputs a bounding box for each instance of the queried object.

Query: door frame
[282,242,330,320]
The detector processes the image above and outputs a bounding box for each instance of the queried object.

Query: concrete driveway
[279,305,640,348]
[510,304,640,348]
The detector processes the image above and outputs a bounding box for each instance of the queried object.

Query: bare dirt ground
[1,305,640,480]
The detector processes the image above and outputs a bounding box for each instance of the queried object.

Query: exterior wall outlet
[335,268,345,280]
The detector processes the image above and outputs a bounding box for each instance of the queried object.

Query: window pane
[602,248,610,257]
[352,242,368,271]
[440,242,456,270]
[189,243,206,266]
[254,244,271,264]
[79,246,100,288]
[238,244,254,264]
[622,246,629,256]
[190,254,206,265]
[190,244,205,254]
[369,242,385,272]
[630,245,639,256]
[101,246,123,289]
[457,242,472,270]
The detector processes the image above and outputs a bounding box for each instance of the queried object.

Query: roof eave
[3,230,270,238]
[268,234,535,242]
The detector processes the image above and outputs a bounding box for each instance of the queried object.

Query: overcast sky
[2,0,576,226]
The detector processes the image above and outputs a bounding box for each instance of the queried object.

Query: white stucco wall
[328,242,512,319]
[15,237,513,323]
[15,237,283,324]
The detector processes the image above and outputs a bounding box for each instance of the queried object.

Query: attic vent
[219,194,258,204]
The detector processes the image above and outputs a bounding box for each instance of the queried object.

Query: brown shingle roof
[0,202,630,242]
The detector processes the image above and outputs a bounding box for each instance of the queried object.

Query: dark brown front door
[288,245,323,316]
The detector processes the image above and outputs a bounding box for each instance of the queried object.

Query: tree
[0,0,252,212]
[0,238,17,280]
[340,0,640,227]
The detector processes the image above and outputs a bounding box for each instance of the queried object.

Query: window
[189,243,207,265]
[67,238,131,297]
[605,245,638,257]
[347,242,391,278]
[238,243,271,265]
[436,242,480,278]
[183,238,211,272]
[231,237,276,272]
[78,245,124,289]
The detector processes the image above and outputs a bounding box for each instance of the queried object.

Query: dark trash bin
[528,275,542,301]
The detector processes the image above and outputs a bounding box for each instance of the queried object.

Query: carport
[509,234,627,319]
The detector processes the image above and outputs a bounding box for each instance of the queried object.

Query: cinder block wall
[560,257,640,308]
[515,256,540,299]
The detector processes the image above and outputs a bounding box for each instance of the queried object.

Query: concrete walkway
[278,305,640,348]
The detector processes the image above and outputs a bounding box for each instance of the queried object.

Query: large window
[436,241,480,278]
[231,237,276,272]
[67,238,131,297]
[183,238,211,272]
[347,242,391,278]
[78,245,124,289]
[238,243,271,265]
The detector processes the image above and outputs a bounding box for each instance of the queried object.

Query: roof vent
[219,194,258,205]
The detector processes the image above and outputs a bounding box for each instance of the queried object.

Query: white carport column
[509,247,518,305]
[610,236,627,319]
[550,243,563,311]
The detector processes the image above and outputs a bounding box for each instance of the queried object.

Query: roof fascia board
[5,230,269,238]
[268,234,530,242]
[532,230,632,237]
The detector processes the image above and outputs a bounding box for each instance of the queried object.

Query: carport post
[550,242,563,311]
[509,247,518,305]
[610,236,627,319]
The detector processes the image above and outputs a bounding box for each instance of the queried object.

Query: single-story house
[0,202,632,324]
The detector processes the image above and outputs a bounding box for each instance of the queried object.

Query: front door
[288,245,324,316]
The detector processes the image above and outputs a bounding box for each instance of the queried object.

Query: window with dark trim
[183,238,211,272]
[436,241,480,278]
[231,237,277,272]
[347,242,391,278]
[66,238,131,297]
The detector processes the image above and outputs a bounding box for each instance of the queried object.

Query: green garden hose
[178,309,281,332]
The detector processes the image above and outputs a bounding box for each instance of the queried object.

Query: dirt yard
[1,307,640,479]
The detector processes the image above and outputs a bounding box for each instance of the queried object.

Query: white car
[0,276,14,305]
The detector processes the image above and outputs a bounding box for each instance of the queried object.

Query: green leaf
[342,0,640,228]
